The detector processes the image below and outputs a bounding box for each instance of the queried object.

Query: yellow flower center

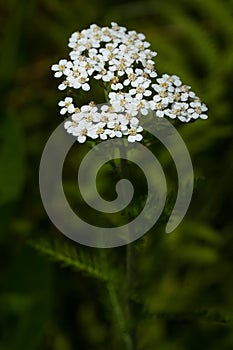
[129,129,137,136]
[97,127,104,135]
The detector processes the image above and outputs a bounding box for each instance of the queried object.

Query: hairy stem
[120,144,137,349]
[105,142,136,349]
[100,247,133,350]
[106,280,133,350]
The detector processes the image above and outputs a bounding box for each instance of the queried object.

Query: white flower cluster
[52,23,208,143]
[63,101,142,143]
[149,74,208,121]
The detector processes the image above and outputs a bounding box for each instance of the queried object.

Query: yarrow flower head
[51,23,208,143]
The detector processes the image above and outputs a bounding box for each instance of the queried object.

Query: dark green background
[0,0,233,349]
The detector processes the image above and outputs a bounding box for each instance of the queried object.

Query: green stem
[103,84,109,102]
[106,280,133,350]
[100,247,133,350]
[105,141,136,349]
[120,144,137,350]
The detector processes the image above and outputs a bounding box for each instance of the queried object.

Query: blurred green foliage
[0,0,233,349]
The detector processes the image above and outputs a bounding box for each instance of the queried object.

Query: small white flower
[58,97,75,115]
[138,48,157,65]
[84,112,101,124]
[123,68,137,86]
[99,43,119,61]
[74,120,93,143]
[149,93,171,110]
[108,122,127,138]
[109,57,132,76]
[109,92,133,112]
[88,122,111,140]
[71,111,84,123]
[51,59,71,78]
[67,74,90,91]
[64,120,79,134]
[165,102,189,120]
[118,113,139,127]
[170,75,182,87]
[99,111,116,126]
[188,101,208,119]
[111,82,124,91]
[124,101,139,116]
[123,125,143,142]
[58,80,70,90]
[68,31,84,48]
[129,79,152,100]
[144,60,157,78]
[136,99,151,115]
[123,68,145,87]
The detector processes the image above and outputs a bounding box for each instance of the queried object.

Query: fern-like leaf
[29,238,114,282]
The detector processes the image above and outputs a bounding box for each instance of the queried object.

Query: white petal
[149,101,156,110]
[111,84,118,90]
[82,83,90,91]
[128,135,135,142]
[137,126,143,132]
[202,104,208,112]
[189,92,196,98]
[149,71,157,78]
[100,134,108,140]
[78,135,86,143]
[59,59,67,65]
[54,72,63,78]
[156,111,164,118]
[64,121,72,129]
[192,113,199,119]
[129,89,136,95]
[144,90,152,97]
[121,125,128,132]
[115,131,122,138]
[123,79,130,86]
[60,108,67,115]
[58,83,67,91]
[200,114,208,119]
[51,64,59,71]
[136,93,143,100]
[68,105,75,113]
[130,117,139,126]
[94,74,102,80]
[135,134,143,141]
[141,108,149,116]
[178,116,188,122]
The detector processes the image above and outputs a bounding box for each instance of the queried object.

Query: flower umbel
[51,23,208,143]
